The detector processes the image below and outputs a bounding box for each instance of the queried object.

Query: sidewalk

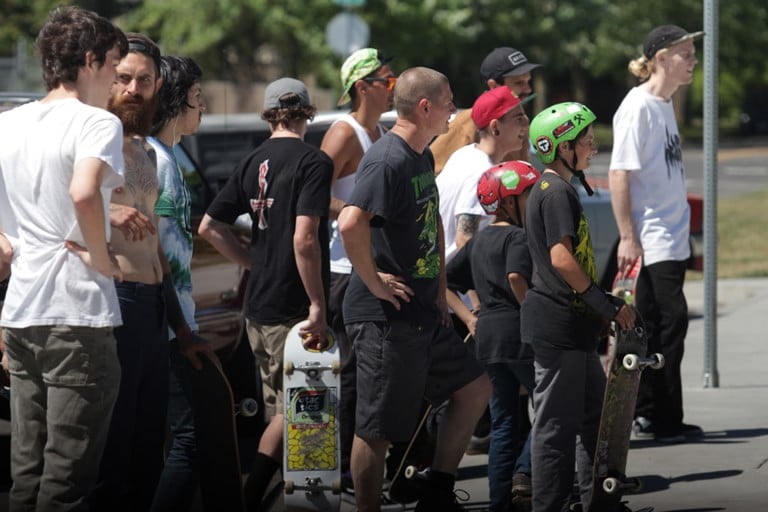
[342,277,768,511]
[622,277,768,511]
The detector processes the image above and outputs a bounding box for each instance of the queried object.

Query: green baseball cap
[338,48,391,106]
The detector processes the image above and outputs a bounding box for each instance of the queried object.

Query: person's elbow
[338,205,369,242]
[69,185,100,214]
[197,214,216,241]
[293,229,318,257]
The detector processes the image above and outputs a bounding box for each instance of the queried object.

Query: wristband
[580,282,624,320]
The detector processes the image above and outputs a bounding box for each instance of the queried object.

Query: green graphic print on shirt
[571,210,598,314]
[412,171,441,279]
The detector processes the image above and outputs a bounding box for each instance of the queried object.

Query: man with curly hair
[0,6,127,510]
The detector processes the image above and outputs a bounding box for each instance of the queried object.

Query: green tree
[0,0,138,55]
[121,0,339,86]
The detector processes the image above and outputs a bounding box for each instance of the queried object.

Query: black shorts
[347,319,484,442]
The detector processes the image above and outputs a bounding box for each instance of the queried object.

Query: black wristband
[580,282,624,320]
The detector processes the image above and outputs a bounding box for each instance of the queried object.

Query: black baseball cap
[480,47,542,81]
[643,25,704,60]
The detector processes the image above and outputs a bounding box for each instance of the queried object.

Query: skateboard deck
[588,316,663,512]
[182,351,246,512]
[283,322,341,512]
[604,256,642,374]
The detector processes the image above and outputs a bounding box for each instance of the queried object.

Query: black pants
[634,260,689,432]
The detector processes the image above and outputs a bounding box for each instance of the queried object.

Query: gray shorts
[347,319,484,442]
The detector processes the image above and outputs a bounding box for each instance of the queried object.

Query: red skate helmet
[477,160,541,215]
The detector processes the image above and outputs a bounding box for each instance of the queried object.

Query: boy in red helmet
[446,161,539,511]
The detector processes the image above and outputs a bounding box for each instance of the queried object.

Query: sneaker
[631,416,654,440]
[679,422,704,438]
[415,489,468,512]
[511,472,532,497]
[654,429,686,443]
[465,434,490,455]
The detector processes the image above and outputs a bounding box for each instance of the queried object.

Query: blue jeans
[486,361,535,512]
[150,339,199,512]
[4,325,120,512]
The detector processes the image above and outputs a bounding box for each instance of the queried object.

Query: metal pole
[702,0,719,388]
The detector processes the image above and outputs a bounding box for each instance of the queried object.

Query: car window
[180,126,271,196]
[172,144,211,217]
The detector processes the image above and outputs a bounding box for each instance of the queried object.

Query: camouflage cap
[338,48,391,106]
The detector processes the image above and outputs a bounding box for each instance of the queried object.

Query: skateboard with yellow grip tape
[283,321,341,511]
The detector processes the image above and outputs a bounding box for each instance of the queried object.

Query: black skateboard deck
[183,352,245,511]
[588,317,663,512]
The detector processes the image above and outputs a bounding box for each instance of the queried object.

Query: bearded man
[89,33,196,512]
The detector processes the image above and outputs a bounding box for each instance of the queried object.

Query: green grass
[592,120,741,152]
[688,188,768,279]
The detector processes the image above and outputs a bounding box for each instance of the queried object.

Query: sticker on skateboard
[283,322,341,511]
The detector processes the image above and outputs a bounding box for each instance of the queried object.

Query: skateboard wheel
[331,479,342,494]
[650,353,665,370]
[404,465,417,480]
[603,477,620,494]
[284,361,294,375]
[622,354,640,371]
[331,359,341,374]
[239,398,259,417]
[284,480,295,494]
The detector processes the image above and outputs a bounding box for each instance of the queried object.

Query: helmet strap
[558,147,595,197]
[513,197,524,228]
[500,200,523,228]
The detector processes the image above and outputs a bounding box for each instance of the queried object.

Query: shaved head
[394,67,448,117]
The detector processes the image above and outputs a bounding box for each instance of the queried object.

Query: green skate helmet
[529,102,596,164]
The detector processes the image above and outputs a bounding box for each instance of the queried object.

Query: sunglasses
[364,76,397,92]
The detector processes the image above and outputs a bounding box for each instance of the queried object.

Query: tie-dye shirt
[148,136,197,333]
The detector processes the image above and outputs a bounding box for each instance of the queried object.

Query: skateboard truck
[622,353,664,372]
[601,475,642,494]
[284,360,341,377]
[284,476,342,495]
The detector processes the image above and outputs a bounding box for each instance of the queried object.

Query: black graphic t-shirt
[521,172,602,351]
[206,137,332,324]
[343,132,442,324]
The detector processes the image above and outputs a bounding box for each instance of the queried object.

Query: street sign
[332,0,366,6]
[325,12,369,58]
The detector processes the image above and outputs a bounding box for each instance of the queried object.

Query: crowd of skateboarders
[0,5,706,512]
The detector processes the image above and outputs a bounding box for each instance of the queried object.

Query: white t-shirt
[436,143,493,262]
[610,86,690,265]
[328,114,384,274]
[0,98,124,328]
